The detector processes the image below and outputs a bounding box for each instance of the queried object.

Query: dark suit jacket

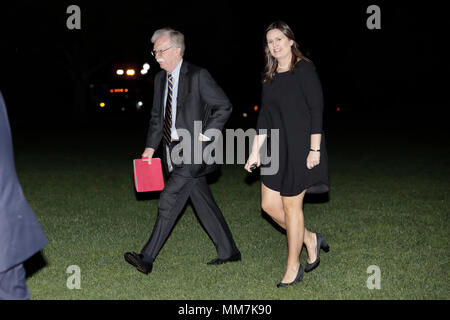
[146,61,232,177]
[0,92,48,272]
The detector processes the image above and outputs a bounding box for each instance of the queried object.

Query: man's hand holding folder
[133,152,164,192]
[141,147,155,165]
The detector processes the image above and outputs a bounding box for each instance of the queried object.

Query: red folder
[133,157,165,192]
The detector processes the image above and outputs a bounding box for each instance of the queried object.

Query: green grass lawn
[12,127,450,300]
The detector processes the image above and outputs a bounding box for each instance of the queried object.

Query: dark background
[0,0,447,133]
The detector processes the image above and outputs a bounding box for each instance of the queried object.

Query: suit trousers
[140,144,239,263]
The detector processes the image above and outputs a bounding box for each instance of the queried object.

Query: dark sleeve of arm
[146,74,163,149]
[299,62,324,134]
[199,69,232,132]
[256,85,271,136]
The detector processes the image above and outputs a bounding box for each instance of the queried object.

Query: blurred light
[337,107,341,112]
[89,84,95,88]
[116,69,124,75]
[137,101,143,107]
[110,88,129,93]
[121,107,125,112]
[126,69,135,76]
[99,102,106,108]
[254,105,258,111]
[140,69,148,75]
[143,63,150,70]
[243,113,248,118]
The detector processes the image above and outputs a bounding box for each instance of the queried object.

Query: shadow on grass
[24,251,47,279]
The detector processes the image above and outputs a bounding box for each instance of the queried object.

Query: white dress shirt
[163,59,183,141]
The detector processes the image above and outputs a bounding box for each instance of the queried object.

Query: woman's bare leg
[280,191,306,283]
[261,183,317,263]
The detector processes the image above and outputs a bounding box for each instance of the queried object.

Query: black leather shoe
[277,265,304,288]
[124,251,153,275]
[207,252,241,265]
[305,233,330,273]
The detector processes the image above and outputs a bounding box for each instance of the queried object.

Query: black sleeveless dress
[256,59,329,196]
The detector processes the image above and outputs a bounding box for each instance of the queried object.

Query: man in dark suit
[0,92,48,299]
[124,28,240,275]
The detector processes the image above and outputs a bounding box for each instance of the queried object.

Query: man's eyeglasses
[151,46,173,57]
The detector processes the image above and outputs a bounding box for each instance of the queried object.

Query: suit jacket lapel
[176,61,189,112]
[159,71,167,125]
[159,61,189,128]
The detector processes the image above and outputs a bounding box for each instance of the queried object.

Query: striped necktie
[163,73,173,145]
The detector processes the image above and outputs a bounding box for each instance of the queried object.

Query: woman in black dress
[245,21,330,287]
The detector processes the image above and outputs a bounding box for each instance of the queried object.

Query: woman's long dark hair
[262,21,309,82]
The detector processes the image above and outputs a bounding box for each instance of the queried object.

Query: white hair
[151,28,185,56]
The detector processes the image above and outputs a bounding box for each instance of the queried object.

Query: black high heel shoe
[277,265,304,288]
[305,233,329,273]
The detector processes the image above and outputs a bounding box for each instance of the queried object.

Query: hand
[198,134,211,142]
[244,152,260,173]
[142,148,155,165]
[306,151,320,169]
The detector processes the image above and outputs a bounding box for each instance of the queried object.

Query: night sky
[0,1,447,131]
